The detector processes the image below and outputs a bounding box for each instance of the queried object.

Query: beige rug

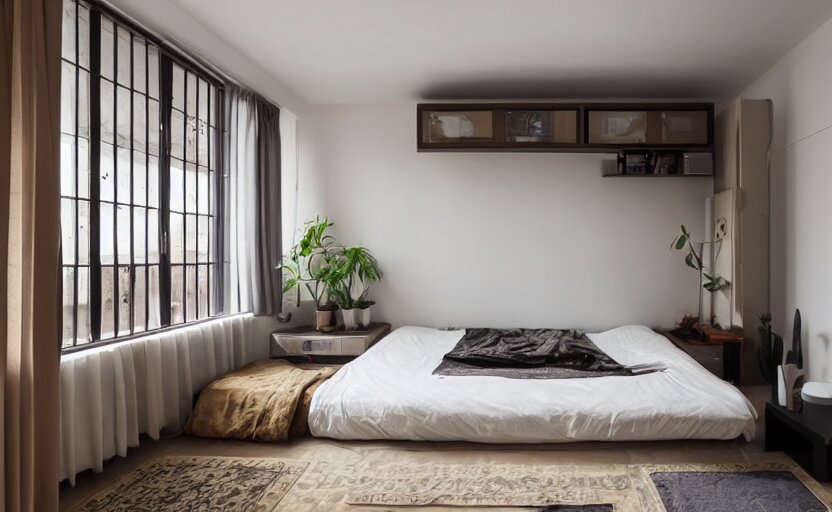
[283,460,832,511]
[71,455,832,511]
[72,455,308,511]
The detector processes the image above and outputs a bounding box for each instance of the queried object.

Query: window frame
[60,0,226,354]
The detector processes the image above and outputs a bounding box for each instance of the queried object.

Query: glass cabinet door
[587,111,647,144]
[588,109,709,146]
[661,110,709,144]
[421,110,493,144]
[505,110,577,144]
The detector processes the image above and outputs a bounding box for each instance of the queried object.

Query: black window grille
[60,0,223,351]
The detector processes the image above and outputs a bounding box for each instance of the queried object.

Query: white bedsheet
[308,325,757,443]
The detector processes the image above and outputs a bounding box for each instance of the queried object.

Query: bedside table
[766,402,832,482]
[657,328,743,384]
[270,322,391,363]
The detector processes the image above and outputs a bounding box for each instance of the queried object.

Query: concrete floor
[59,385,822,510]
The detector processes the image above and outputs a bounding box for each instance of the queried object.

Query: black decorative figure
[793,308,803,369]
[785,308,803,369]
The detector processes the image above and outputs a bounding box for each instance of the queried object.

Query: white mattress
[308,325,757,443]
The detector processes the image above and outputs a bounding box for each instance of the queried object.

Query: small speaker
[683,152,713,175]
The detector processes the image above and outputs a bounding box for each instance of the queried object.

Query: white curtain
[224,88,259,314]
[224,86,284,315]
[280,109,299,254]
[59,313,263,484]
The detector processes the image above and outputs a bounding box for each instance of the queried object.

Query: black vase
[793,309,803,370]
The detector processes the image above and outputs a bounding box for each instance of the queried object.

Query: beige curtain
[0,0,62,510]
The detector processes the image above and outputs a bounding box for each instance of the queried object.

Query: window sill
[60,312,252,356]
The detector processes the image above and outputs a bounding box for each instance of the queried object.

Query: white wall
[306,102,712,331]
[106,0,306,115]
[740,16,832,381]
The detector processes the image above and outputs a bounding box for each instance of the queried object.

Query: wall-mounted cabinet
[585,106,710,147]
[417,102,713,154]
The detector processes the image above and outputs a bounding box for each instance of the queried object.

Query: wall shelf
[602,173,714,178]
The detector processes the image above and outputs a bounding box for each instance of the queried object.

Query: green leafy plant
[279,217,345,309]
[670,225,731,292]
[670,225,731,320]
[329,246,382,310]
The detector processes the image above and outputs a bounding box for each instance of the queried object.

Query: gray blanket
[433,328,656,379]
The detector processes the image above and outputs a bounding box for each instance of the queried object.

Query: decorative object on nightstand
[279,217,345,332]
[279,216,385,333]
[658,323,743,384]
[270,322,391,363]
[777,309,806,411]
[331,246,382,331]
[669,225,730,321]
[802,382,832,406]
[766,401,832,482]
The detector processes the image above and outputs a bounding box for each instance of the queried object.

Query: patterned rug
[339,462,831,512]
[71,456,832,511]
[72,456,308,511]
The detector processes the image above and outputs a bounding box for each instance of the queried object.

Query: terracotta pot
[316,307,337,332]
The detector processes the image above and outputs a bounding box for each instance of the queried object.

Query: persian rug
[72,456,308,511]
[340,462,831,512]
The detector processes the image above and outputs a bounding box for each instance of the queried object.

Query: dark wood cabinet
[417,102,713,154]
[657,329,743,384]
[766,402,832,482]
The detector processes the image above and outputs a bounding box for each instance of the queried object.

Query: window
[60,0,223,351]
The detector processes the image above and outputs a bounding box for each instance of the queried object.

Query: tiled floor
[59,385,820,510]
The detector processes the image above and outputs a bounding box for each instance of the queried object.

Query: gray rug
[537,507,614,511]
[651,470,828,512]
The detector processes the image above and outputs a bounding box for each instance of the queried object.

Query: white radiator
[59,313,262,484]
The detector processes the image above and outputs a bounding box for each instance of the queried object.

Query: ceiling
[168,0,832,105]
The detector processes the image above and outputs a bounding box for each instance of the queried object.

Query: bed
[308,325,757,443]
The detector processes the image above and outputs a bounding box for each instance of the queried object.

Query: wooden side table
[657,329,743,384]
[766,402,832,482]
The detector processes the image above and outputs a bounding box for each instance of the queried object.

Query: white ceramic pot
[358,307,371,329]
[341,308,359,330]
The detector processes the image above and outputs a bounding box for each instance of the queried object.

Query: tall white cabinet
[713,99,772,383]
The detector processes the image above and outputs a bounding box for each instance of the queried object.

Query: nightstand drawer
[272,335,343,356]
[270,323,392,359]
[680,344,723,377]
[656,328,743,384]
[340,337,369,355]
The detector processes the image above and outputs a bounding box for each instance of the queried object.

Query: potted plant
[279,217,344,332]
[670,225,731,323]
[330,246,382,330]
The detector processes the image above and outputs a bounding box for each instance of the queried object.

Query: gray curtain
[222,86,281,316]
[255,101,282,315]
